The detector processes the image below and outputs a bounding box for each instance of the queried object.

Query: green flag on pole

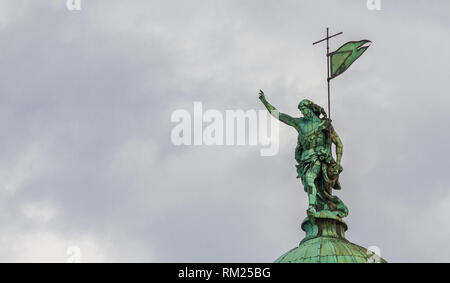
[329,40,371,79]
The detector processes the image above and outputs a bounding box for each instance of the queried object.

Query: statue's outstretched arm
[258,90,297,128]
[330,126,343,165]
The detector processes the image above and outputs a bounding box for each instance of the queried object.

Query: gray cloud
[0,0,449,262]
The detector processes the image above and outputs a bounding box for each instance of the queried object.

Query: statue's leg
[303,160,321,214]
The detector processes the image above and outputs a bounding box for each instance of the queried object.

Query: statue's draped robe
[295,122,348,218]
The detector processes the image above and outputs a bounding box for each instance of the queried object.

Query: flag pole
[326,28,332,155]
[326,27,330,119]
[313,28,342,156]
[312,28,342,119]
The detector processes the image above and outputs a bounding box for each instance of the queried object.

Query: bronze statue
[259,90,348,219]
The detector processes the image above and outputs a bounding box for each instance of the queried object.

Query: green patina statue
[264,33,385,263]
[258,90,348,219]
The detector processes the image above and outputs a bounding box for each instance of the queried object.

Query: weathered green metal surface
[275,216,386,263]
[259,91,347,219]
[330,40,371,79]
[258,90,387,263]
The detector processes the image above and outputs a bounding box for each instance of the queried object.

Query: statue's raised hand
[258,89,265,100]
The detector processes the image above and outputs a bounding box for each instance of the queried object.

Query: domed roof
[275,236,385,263]
[275,214,386,263]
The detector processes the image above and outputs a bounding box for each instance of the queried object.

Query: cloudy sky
[0,0,449,262]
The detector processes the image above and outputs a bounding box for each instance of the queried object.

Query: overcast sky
[0,0,449,262]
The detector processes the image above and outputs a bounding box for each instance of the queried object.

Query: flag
[329,40,371,79]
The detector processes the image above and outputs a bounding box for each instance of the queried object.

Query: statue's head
[298,99,327,119]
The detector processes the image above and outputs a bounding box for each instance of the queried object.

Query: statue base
[300,212,347,244]
[275,213,387,263]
